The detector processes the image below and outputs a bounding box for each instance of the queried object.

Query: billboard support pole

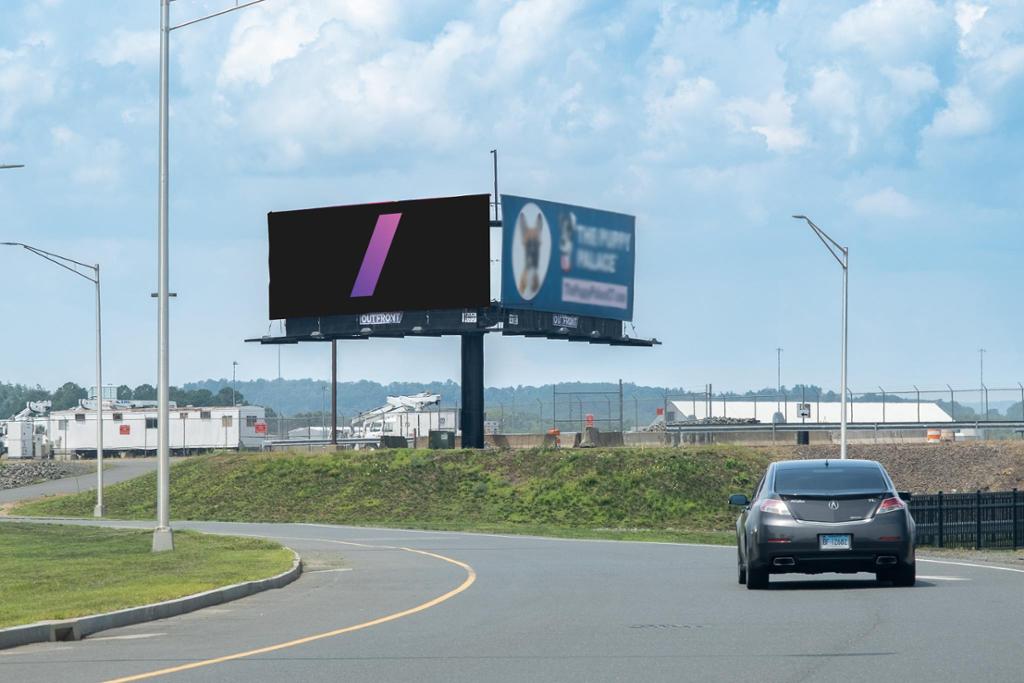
[461,333,485,448]
[331,339,338,446]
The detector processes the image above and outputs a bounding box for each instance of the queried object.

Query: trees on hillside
[51,382,87,410]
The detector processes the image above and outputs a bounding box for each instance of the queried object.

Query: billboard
[268,194,490,319]
[500,195,635,320]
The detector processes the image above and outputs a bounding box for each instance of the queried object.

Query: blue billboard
[500,195,635,321]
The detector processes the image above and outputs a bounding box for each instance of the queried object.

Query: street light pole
[1,242,105,511]
[232,361,238,406]
[979,348,985,418]
[793,215,849,459]
[776,347,783,417]
[153,0,266,554]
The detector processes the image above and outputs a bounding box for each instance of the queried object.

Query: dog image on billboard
[559,211,575,273]
[518,212,543,297]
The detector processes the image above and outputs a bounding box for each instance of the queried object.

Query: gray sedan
[730,458,916,589]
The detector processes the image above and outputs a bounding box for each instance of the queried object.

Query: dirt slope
[762,441,1024,493]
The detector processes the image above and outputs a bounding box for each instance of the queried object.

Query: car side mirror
[729,494,750,506]
[898,491,912,501]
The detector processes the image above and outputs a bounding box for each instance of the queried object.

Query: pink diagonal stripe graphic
[350,213,402,297]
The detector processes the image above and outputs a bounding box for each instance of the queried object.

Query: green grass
[0,523,293,629]
[13,446,768,544]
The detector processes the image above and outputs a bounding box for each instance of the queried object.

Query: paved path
[1,467,1023,681]
[2,515,1023,682]
[0,459,158,505]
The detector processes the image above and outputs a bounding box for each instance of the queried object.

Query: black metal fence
[909,490,1022,549]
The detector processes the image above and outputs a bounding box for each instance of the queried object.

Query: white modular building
[46,404,268,456]
[666,400,953,424]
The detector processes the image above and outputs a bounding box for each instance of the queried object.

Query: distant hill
[183,378,680,419]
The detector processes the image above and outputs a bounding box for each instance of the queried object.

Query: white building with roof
[666,400,952,424]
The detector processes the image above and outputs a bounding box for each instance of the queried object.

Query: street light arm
[170,0,266,30]
[792,216,846,268]
[1,242,98,283]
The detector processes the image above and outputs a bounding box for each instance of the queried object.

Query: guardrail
[909,490,1022,550]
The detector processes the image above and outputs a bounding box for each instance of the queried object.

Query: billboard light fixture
[360,327,372,336]
[412,326,423,334]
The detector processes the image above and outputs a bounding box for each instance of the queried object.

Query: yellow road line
[103,538,476,683]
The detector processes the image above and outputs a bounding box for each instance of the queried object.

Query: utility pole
[2,242,105,515]
[776,347,783,417]
[979,348,986,418]
[154,0,266,554]
[232,361,238,406]
[793,215,849,459]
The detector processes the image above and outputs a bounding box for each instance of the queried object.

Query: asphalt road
[0,458,158,505]
[2,488,1024,681]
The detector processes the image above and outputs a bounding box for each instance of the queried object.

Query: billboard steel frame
[246,304,657,448]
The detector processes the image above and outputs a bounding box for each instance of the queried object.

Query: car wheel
[891,562,915,587]
[746,564,768,590]
[737,549,747,585]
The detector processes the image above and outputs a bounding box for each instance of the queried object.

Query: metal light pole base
[152,527,174,552]
[93,504,106,518]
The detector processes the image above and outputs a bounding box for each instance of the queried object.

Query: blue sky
[0,0,1022,395]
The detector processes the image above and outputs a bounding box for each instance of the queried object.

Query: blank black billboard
[268,194,490,319]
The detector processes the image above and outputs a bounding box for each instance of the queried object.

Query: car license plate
[819,534,852,551]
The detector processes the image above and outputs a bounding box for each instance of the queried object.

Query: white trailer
[47,404,267,456]
[3,421,34,459]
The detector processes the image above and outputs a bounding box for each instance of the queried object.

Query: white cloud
[881,64,940,98]
[93,29,155,67]
[806,66,862,154]
[926,85,991,137]
[955,2,988,54]
[217,0,399,88]
[495,0,582,75]
[975,44,1024,90]
[0,38,57,128]
[726,91,806,153]
[830,0,949,61]
[854,187,919,219]
[646,76,719,130]
[224,16,484,161]
[50,125,75,146]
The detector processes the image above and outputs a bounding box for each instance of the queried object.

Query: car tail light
[876,497,905,514]
[759,498,790,516]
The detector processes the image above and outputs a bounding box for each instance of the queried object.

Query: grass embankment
[0,523,293,629]
[15,447,771,544]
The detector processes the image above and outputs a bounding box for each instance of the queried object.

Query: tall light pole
[153,0,266,553]
[979,348,985,418]
[2,242,106,512]
[776,347,783,417]
[232,361,238,406]
[793,215,849,459]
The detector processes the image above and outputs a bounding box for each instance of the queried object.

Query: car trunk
[780,494,882,523]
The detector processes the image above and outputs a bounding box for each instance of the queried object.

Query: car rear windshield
[774,466,887,495]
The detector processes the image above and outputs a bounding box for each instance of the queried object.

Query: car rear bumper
[748,516,914,574]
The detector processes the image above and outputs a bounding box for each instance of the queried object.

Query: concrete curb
[0,549,302,650]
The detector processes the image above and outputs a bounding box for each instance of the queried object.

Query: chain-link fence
[476,382,1024,436]
[264,381,1024,441]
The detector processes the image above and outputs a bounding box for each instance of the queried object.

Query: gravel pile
[777,441,1024,494]
[0,461,91,490]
